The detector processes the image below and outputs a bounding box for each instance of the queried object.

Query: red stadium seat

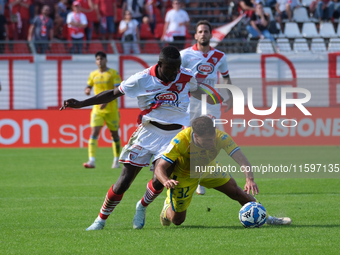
[88,41,114,54]
[154,23,164,39]
[62,24,68,40]
[154,7,163,24]
[48,43,68,54]
[185,30,192,40]
[114,41,124,54]
[116,8,123,23]
[140,23,155,40]
[141,40,160,54]
[14,43,30,54]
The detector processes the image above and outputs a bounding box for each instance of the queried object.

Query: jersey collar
[192,44,214,58]
[149,64,179,86]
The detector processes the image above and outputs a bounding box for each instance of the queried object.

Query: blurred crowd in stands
[1,0,340,54]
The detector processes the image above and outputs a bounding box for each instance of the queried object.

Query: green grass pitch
[1,146,340,255]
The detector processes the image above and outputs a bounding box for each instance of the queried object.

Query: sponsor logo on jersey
[197,63,214,75]
[155,92,178,102]
[129,151,138,160]
[152,91,180,107]
[173,138,180,144]
[175,83,183,91]
[221,134,228,140]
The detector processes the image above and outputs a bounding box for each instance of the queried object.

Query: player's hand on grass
[244,178,259,195]
[59,99,82,110]
[164,179,179,189]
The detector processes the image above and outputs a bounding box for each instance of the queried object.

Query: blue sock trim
[90,136,98,140]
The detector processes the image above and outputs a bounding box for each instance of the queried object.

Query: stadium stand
[285,22,303,38]
[3,0,340,54]
[293,7,310,23]
[302,22,319,38]
[263,7,274,20]
[294,38,310,53]
[277,38,293,53]
[328,38,340,52]
[319,22,337,38]
[311,38,327,53]
[256,38,275,53]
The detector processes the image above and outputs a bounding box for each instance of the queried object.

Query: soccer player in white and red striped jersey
[180,20,234,195]
[60,46,216,231]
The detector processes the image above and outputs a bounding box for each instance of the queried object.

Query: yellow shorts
[166,163,231,213]
[90,110,120,131]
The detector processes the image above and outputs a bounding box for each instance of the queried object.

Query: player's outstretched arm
[155,158,179,189]
[230,150,259,195]
[60,87,123,111]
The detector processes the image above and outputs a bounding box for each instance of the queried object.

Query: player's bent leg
[86,164,142,231]
[84,126,102,168]
[166,204,187,226]
[110,129,121,169]
[113,164,142,194]
[133,174,163,229]
[214,177,256,206]
[133,159,175,229]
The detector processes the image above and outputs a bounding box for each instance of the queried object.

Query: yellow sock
[88,138,98,160]
[112,139,121,159]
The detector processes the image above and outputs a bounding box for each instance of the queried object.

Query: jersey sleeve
[162,136,185,164]
[112,70,122,87]
[118,73,140,97]
[87,71,94,87]
[180,50,187,67]
[189,76,198,92]
[219,131,240,156]
[218,54,229,77]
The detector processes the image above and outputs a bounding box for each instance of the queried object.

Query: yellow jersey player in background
[83,51,122,169]
[156,116,292,226]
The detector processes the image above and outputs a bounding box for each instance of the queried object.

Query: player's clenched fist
[59,98,82,110]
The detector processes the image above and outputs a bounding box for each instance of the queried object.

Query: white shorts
[119,122,182,168]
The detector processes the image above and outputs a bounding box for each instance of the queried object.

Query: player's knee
[172,218,185,226]
[113,178,132,194]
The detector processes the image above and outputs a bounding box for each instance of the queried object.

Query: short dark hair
[159,46,180,62]
[192,116,215,136]
[95,51,107,58]
[196,20,212,34]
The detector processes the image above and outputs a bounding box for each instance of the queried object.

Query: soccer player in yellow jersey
[156,116,292,226]
[83,51,122,169]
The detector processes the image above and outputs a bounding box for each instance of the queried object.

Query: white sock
[89,157,95,163]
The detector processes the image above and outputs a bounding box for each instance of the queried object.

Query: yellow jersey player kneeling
[156,116,292,226]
